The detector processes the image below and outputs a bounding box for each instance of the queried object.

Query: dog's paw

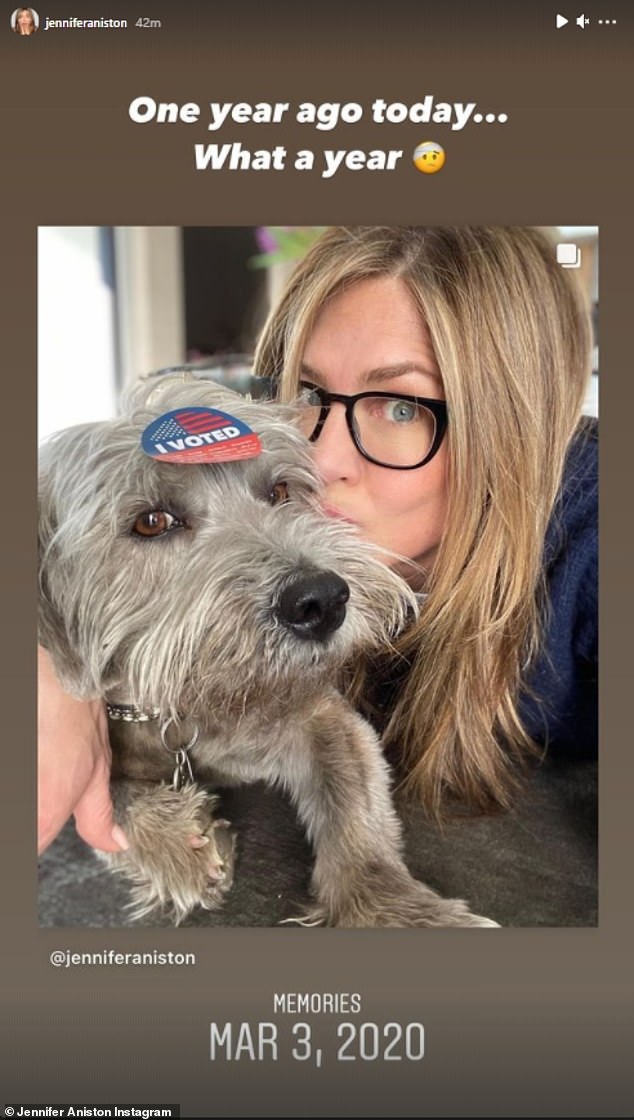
[452,912,499,928]
[314,895,500,929]
[410,896,500,928]
[191,817,236,903]
[111,784,236,923]
[310,864,501,928]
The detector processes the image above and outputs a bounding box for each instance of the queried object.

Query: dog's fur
[39,374,498,927]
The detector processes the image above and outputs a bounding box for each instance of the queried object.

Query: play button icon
[556,13,569,27]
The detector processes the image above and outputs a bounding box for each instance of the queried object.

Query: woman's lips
[321,503,358,526]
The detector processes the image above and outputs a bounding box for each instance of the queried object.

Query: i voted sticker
[141,407,262,464]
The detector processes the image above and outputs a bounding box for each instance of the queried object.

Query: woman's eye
[269,482,289,506]
[381,398,419,424]
[299,383,322,406]
[132,510,183,537]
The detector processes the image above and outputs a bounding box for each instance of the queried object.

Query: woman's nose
[311,404,361,483]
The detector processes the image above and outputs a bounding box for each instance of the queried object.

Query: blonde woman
[38,227,597,870]
[13,7,37,34]
[254,226,597,815]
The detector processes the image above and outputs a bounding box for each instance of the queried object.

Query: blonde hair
[14,7,36,32]
[254,227,593,814]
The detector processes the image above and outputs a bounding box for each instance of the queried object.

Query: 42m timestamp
[136,17,162,29]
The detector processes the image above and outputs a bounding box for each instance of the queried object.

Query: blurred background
[38,225,598,441]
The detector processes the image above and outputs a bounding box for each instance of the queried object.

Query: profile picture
[11,6,39,34]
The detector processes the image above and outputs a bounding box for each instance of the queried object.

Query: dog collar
[106,703,160,723]
[106,705,199,792]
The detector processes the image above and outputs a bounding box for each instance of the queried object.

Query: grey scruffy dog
[39,374,498,928]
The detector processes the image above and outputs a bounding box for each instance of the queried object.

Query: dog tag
[172,749,195,792]
[142,407,262,464]
[160,719,199,791]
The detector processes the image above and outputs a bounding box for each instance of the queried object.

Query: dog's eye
[132,510,183,538]
[269,482,289,506]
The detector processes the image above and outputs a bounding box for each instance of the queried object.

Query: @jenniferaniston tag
[141,407,262,464]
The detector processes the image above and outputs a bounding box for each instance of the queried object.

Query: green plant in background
[251,226,327,269]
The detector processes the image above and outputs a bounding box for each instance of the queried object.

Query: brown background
[1,1,632,1115]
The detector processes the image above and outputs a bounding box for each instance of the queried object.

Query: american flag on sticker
[141,407,262,464]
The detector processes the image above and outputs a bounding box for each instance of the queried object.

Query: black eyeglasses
[297,382,448,470]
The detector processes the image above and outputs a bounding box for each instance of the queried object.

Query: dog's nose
[277,571,350,642]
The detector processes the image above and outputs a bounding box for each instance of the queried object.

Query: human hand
[37,646,127,854]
